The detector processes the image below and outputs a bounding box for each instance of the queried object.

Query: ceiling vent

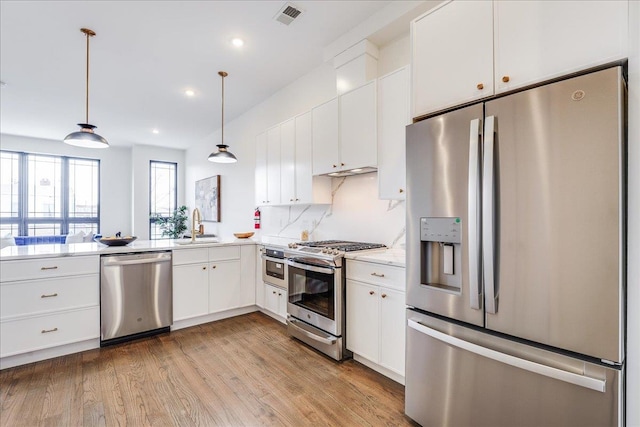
[274,3,303,26]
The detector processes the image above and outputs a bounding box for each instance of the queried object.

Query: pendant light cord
[85,30,90,124]
[220,72,225,146]
[80,28,96,125]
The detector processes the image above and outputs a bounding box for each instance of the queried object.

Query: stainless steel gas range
[281,240,386,361]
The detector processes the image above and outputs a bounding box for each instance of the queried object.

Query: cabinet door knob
[333,164,337,168]
[340,162,345,167]
[369,290,375,295]
[40,293,58,298]
[290,198,294,202]
[399,188,404,193]
[477,83,484,90]
[212,265,217,269]
[381,293,387,299]
[278,293,282,296]
[273,291,277,295]
[502,75,510,83]
[371,272,385,278]
[202,266,207,270]
[295,198,300,201]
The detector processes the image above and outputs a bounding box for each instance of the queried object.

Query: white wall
[0,134,185,239]
[626,1,639,425]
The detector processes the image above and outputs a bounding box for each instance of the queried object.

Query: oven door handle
[287,259,335,275]
[288,319,337,345]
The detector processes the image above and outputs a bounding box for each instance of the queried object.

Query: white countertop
[345,248,406,268]
[0,238,258,261]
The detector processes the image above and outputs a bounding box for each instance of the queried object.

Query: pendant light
[208,71,237,163]
[64,28,109,148]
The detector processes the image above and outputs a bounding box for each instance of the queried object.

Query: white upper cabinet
[266,126,281,205]
[312,81,378,176]
[255,126,281,206]
[280,118,296,203]
[294,111,331,204]
[255,132,268,206]
[412,0,629,118]
[256,112,331,207]
[494,0,628,93]
[412,0,494,118]
[312,98,340,175]
[378,66,409,200]
[340,80,377,171]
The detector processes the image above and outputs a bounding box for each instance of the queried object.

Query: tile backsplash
[260,173,405,248]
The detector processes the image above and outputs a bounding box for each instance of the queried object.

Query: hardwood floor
[1,312,417,426]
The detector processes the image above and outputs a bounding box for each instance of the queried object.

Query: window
[0,151,100,236]
[149,161,177,239]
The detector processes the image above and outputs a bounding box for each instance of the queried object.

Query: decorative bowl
[233,232,255,239]
[99,236,137,246]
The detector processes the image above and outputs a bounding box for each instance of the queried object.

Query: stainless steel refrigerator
[405,65,626,426]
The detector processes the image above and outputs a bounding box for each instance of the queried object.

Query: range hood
[323,166,377,177]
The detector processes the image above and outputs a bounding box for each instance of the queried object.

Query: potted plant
[151,205,188,239]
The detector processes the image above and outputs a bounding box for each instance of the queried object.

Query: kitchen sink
[174,237,220,245]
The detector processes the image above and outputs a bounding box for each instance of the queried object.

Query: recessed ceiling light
[231,38,244,47]
[152,129,159,134]
[184,89,195,97]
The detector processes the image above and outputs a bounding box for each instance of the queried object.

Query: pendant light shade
[64,28,108,148]
[208,71,237,163]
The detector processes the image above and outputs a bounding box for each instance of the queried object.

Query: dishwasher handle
[102,252,172,267]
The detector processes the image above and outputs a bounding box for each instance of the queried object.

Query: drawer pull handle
[41,328,58,334]
[41,293,59,298]
[369,290,375,295]
[40,266,59,271]
[370,272,385,278]
[381,293,387,298]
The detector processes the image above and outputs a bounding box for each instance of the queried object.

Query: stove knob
[322,248,329,253]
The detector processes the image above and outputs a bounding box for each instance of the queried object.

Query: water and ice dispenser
[420,217,462,293]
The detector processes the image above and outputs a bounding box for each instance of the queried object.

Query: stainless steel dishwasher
[100,251,172,345]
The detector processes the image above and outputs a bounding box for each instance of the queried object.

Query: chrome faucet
[191,208,202,243]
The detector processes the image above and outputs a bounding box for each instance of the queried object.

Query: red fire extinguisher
[254,207,261,229]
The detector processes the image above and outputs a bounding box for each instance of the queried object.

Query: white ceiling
[0,1,404,150]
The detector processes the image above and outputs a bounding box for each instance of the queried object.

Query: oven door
[287,258,342,336]
[262,255,287,288]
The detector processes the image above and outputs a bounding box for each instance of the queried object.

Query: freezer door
[483,66,625,363]
[406,103,484,327]
[405,310,622,427]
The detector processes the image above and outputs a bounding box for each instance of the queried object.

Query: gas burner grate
[297,240,386,252]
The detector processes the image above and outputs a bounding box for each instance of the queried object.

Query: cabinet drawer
[209,246,240,261]
[346,260,405,291]
[0,306,100,358]
[172,247,209,265]
[0,255,99,282]
[1,275,99,320]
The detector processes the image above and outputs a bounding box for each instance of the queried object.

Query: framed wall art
[195,175,220,222]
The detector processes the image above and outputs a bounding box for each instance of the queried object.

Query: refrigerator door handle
[468,118,482,310]
[407,319,607,393]
[483,115,498,314]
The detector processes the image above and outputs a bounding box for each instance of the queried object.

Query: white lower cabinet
[346,260,406,382]
[263,283,287,322]
[208,260,241,313]
[0,255,100,365]
[173,262,209,321]
[172,244,255,323]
